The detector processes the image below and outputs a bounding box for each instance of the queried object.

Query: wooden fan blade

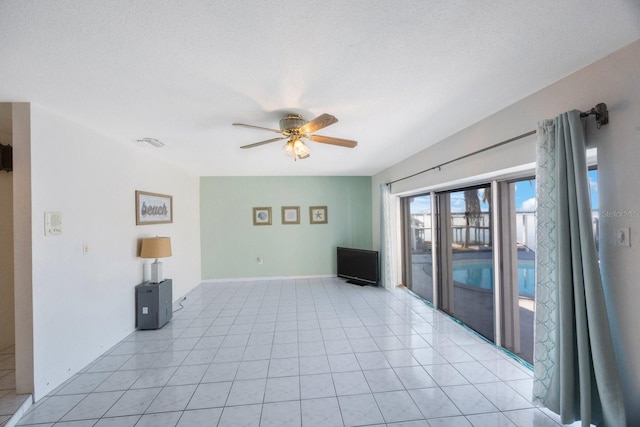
[299,113,338,134]
[308,134,358,148]
[233,122,283,134]
[240,136,286,149]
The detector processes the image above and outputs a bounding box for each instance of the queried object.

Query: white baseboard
[200,274,336,284]
[5,394,32,427]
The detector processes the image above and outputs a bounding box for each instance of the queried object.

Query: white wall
[372,40,640,423]
[28,105,201,399]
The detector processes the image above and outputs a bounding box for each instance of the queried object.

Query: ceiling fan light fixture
[293,139,310,157]
[283,139,310,161]
[283,140,294,157]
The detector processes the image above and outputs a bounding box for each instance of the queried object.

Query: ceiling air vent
[137,138,165,148]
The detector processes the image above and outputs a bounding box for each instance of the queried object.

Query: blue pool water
[452,261,535,297]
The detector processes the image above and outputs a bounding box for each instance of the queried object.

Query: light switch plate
[44,212,63,236]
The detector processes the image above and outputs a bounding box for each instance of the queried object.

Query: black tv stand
[346,279,367,286]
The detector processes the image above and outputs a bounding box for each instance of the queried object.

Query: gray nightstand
[135,279,172,329]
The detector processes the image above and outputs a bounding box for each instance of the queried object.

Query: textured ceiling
[1,1,639,176]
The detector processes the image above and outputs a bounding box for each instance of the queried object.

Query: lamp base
[142,261,151,282]
[150,260,163,283]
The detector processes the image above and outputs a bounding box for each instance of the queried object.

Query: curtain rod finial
[581,103,608,129]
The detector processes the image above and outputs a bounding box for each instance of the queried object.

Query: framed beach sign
[136,190,173,225]
[253,207,272,225]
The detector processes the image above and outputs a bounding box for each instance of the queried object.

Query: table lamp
[139,237,172,283]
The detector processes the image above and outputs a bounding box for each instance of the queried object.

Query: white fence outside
[410,210,599,254]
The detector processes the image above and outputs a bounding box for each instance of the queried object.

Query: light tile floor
[15,278,574,426]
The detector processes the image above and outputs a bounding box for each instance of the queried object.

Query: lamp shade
[139,237,172,259]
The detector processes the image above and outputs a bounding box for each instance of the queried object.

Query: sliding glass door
[438,185,495,341]
[406,182,536,358]
[504,178,536,364]
[400,169,598,365]
[401,194,434,303]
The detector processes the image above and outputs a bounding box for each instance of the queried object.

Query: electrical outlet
[257,257,263,265]
[83,243,89,254]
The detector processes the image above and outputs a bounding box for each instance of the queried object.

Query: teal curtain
[533,110,625,426]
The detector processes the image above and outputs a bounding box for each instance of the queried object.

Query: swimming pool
[452,260,535,298]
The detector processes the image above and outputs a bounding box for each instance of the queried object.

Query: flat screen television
[337,247,379,286]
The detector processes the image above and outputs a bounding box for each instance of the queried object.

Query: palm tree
[463,190,480,248]
[463,187,491,248]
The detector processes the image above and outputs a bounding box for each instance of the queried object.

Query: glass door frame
[401,192,437,304]
[436,183,496,341]
[499,176,537,363]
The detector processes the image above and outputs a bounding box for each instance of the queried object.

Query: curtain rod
[386,103,609,186]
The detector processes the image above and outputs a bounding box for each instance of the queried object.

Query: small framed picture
[281,206,300,224]
[309,206,328,224]
[253,207,272,225]
[136,190,173,225]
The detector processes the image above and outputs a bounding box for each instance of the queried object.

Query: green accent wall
[200,176,372,279]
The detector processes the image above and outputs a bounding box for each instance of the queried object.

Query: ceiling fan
[233,113,357,160]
